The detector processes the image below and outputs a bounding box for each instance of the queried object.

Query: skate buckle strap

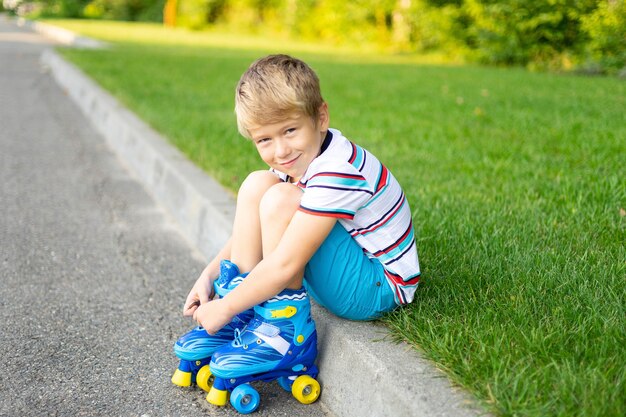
[253,321,280,337]
[252,322,290,355]
[256,305,297,320]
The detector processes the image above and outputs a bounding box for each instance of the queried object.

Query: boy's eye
[256,137,271,144]
[285,128,296,135]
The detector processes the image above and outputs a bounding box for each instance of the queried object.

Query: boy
[183,54,420,330]
[172,55,420,408]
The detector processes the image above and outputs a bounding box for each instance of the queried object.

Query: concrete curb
[17,17,108,48]
[41,47,487,417]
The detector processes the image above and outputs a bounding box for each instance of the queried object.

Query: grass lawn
[49,19,625,417]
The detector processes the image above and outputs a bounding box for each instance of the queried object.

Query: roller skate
[205,287,320,414]
[171,260,254,391]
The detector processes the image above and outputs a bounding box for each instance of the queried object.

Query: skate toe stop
[171,369,192,387]
[206,387,229,406]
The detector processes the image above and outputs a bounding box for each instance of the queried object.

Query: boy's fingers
[183,280,212,316]
[199,289,210,304]
[183,298,200,316]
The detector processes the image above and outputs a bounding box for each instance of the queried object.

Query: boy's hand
[193,298,234,335]
[183,269,215,317]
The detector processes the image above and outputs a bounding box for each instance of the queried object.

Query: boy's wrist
[219,296,239,320]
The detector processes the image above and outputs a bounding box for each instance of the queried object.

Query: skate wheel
[230,384,260,414]
[196,365,214,392]
[277,376,293,392]
[291,375,320,404]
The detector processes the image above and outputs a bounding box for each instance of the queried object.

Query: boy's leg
[173,171,283,389]
[207,182,319,408]
[255,182,397,317]
[230,171,281,272]
[258,182,304,289]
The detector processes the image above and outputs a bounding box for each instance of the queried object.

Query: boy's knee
[259,183,302,221]
[238,171,281,204]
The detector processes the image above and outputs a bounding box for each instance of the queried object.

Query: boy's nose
[275,140,291,159]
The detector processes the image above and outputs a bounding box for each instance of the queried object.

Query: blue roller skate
[171,260,254,391]
[206,287,320,414]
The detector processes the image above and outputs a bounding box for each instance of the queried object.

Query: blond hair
[235,55,324,139]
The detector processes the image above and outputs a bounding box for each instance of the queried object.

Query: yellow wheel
[196,365,214,392]
[291,375,321,405]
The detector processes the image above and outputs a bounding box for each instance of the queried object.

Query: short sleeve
[299,161,373,219]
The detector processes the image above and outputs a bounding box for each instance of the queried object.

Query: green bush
[295,0,394,46]
[136,0,165,22]
[36,0,90,18]
[581,0,626,74]
[404,0,468,54]
[29,0,626,76]
[81,0,158,21]
[173,0,626,75]
[463,0,598,67]
[176,0,225,29]
[176,0,207,29]
[29,0,163,20]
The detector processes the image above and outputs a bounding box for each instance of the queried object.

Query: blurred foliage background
[6,0,626,74]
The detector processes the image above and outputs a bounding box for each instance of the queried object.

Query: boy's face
[248,104,329,183]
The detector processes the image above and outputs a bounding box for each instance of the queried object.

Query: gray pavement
[2,15,491,417]
[0,17,332,417]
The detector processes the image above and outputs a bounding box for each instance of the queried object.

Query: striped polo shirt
[273,128,421,305]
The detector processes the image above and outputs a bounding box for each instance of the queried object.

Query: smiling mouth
[280,156,299,168]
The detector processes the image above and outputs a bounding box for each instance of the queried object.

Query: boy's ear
[318,102,330,132]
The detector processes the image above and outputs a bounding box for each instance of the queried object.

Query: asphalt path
[0,17,331,417]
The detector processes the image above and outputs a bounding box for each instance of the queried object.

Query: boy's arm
[193,213,336,334]
[183,237,232,316]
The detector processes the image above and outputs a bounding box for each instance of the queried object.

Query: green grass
[50,19,625,417]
